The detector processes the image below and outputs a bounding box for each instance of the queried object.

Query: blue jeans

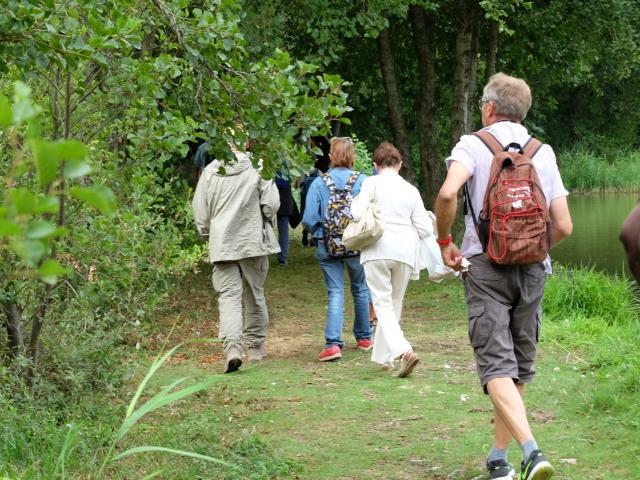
[277,215,289,263]
[316,241,371,348]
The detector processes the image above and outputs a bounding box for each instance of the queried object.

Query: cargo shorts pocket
[468,305,489,348]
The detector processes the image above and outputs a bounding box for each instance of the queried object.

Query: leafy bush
[353,134,374,175]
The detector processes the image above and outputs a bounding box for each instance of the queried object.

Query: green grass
[558,149,640,192]
[543,266,640,420]
[114,241,640,479]
[1,239,639,478]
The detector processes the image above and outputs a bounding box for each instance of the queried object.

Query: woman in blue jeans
[302,137,373,361]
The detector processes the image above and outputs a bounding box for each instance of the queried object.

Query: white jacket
[192,151,281,262]
[351,170,431,267]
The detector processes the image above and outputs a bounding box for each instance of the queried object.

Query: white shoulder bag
[342,181,384,250]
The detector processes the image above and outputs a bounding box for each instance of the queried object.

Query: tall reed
[558,149,640,192]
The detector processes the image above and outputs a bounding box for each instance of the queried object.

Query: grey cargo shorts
[463,255,546,393]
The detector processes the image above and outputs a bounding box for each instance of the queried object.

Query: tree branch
[152,0,185,49]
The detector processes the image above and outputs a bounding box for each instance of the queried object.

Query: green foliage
[353,134,374,176]
[558,149,640,192]
[0,82,115,283]
[479,0,532,34]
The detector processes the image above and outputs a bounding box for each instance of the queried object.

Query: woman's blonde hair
[329,137,355,168]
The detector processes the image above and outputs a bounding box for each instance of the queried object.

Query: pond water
[551,193,638,276]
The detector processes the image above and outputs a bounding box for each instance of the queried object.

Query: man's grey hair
[482,73,532,122]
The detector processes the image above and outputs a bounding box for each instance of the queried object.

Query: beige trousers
[212,256,270,351]
[363,259,412,366]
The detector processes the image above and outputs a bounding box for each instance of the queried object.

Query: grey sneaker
[487,459,515,479]
[247,345,267,362]
[223,346,243,373]
[520,450,553,480]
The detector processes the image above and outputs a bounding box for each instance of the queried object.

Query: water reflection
[552,193,638,277]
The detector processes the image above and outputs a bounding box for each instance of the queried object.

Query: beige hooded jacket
[192,151,281,262]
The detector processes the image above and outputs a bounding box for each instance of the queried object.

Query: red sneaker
[318,345,342,362]
[356,339,374,352]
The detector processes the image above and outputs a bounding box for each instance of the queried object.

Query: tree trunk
[28,73,73,377]
[408,5,439,208]
[377,27,415,185]
[2,302,23,360]
[466,13,480,131]
[486,19,498,82]
[450,0,477,148]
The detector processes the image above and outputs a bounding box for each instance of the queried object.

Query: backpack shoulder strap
[344,171,360,191]
[473,130,503,155]
[522,136,544,158]
[321,172,335,192]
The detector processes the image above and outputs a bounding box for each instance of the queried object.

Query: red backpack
[464,130,550,265]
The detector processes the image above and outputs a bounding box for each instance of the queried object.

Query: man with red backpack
[435,73,573,480]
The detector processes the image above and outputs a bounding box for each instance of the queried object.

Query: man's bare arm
[434,161,470,269]
[549,196,573,247]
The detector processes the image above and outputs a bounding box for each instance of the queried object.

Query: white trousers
[363,259,412,366]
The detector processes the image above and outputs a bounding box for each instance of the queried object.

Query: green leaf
[124,345,182,422]
[56,140,88,161]
[33,196,60,214]
[32,140,60,188]
[111,446,233,467]
[0,95,12,128]
[14,81,31,100]
[141,470,164,480]
[11,188,38,215]
[63,159,93,179]
[10,239,46,267]
[25,220,56,239]
[12,99,41,125]
[0,220,22,236]
[38,259,71,285]
[70,185,117,217]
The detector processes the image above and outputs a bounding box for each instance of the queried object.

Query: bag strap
[463,183,479,229]
[522,136,544,158]
[472,130,503,155]
[370,178,377,203]
[344,171,360,192]
[465,130,499,226]
[321,173,336,194]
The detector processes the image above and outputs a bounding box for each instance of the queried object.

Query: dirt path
[137,242,631,479]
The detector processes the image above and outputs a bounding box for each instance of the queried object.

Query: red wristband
[436,233,452,247]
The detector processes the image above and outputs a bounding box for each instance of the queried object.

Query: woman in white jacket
[351,142,432,377]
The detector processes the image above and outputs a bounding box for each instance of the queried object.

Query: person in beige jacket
[192,146,280,373]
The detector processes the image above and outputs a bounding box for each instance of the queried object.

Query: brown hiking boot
[247,345,267,362]
[397,350,419,378]
[223,346,243,373]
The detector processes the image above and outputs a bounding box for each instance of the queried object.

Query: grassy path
[120,240,634,479]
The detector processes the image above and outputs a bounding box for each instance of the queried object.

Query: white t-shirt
[445,121,569,271]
